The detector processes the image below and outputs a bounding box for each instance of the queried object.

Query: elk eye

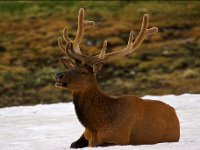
[81,70,87,75]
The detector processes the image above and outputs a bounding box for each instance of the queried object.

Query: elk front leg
[84,128,100,147]
[89,134,103,147]
[70,133,88,148]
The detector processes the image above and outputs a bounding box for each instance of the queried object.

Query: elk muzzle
[55,72,68,87]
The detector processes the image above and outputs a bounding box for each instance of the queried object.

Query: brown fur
[55,65,180,148]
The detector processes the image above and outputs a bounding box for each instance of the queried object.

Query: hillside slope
[0,1,200,107]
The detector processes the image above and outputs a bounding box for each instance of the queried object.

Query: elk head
[55,8,158,92]
[55,42,105,91]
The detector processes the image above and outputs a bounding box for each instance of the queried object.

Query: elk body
[55,8,180,148]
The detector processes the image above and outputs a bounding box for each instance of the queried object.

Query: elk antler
[58,8,95,55]
[58,8,158,67]
[92,14,158,62]
[65,41,108,66]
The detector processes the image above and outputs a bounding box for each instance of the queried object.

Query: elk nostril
[56,73,63,79]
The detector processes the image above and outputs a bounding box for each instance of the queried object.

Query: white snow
[0,94,200,150]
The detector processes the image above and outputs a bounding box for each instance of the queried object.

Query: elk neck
[72,78,112,130]
[72,77,102,102]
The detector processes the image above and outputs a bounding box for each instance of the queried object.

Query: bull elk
[55,8,180,148]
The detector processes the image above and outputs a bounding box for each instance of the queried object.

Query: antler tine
[99,40,107,59]
[63,28,71,43]
[58,37,76,60]
[145,27,158,36]
[131,14,149,50]
[90,40,107,65]
[58,8,95,60]
[67,40,108,65]
[65,42,79,60]
[66,42,92,64]
[84,21,95,28]
[73,8,84,45]
[73,8,95,47]
[58,37,66,53]
[88,40,108,65]
[127,31,135,49]
[91,14,158,62]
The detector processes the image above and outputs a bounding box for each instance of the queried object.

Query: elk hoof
[70,140,88,148]
[70,142,79,148]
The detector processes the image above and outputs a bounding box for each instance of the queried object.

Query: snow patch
[0,94,200,150]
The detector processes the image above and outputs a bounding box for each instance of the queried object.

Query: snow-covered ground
[0,94,200,150]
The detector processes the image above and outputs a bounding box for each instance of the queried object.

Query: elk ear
[92,62,104,75]
[60,58,75,69]
[74,59,82,65]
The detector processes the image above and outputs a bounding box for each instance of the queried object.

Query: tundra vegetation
[0,1,200,107]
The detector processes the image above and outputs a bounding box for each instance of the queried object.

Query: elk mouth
[55,81,68,87]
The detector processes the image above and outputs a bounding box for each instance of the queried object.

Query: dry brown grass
[0,1,200,107]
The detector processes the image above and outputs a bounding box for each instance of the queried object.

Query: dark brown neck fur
[73,79,118,131]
